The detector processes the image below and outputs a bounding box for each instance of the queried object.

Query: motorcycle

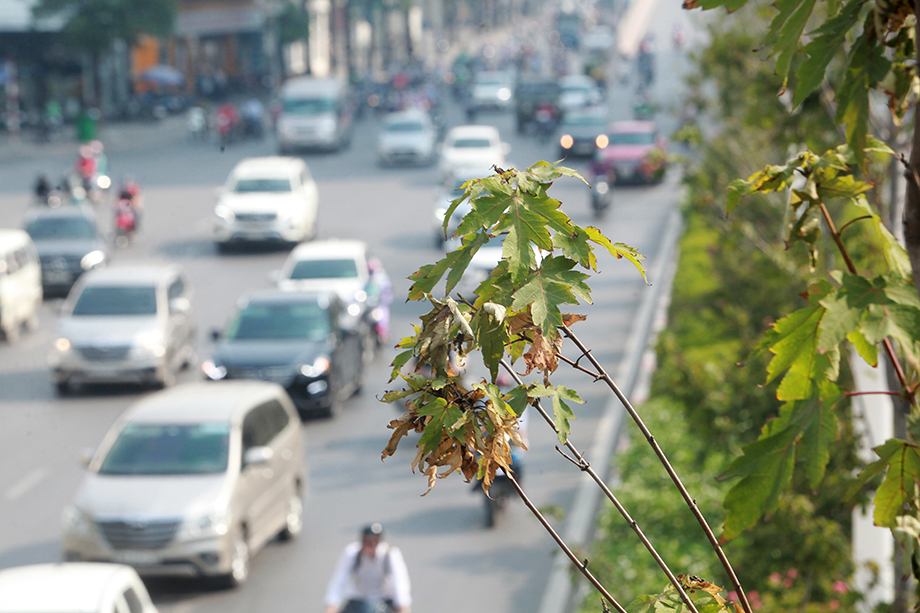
[479,452,523,528]
[533,106,557,143]
[589,165,614,220]
[114,199,137,247]
[187,107,208,141]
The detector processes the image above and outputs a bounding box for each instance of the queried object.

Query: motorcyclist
[324,524,411,613]
[240,97,264,138]
[215,102,239,145]
[75,145,97,193]
[116,175,144,231]
[33,174,52,205]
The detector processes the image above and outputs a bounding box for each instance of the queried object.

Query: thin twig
[559,327,754,613]
[499,359,701,613]
[504,470,628,613]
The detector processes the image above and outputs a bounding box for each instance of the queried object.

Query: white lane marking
[5,467,49,501]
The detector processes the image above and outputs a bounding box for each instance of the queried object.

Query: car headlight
[62,505,93,537]
[317,117,336,135]
[596,134,609,148]
[55,337,72,353]
[202,359,227,380]
[596,181,609,195]
[560,134,574,149]
[497,88,512,101]
[178,509,230,540]
[300,356,330,378]
[96,175,111,190]
[214,204,235,223]
[80,250,106,271]
[131,331,166,358]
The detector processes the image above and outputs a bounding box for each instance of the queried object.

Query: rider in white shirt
[324,524,412,613]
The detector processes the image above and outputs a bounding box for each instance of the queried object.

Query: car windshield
[450,138,492,148]
[26,216,96,240]
[386,120,425,132]
[227,301,331,341]
[289,258,358,280]
[71,285,157,316]
[99,423,230,475]
[609,132,656,145]
[232,177,292,193]
[564,116,606,129]
[282,97,336,114]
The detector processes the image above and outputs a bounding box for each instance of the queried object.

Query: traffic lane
[144,174,682,613]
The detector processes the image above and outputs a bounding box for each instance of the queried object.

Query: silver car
[48,264,197,394]
[62,381,306,588]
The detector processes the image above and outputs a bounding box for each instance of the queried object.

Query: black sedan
[23,205,108,296]
[201,289,367,418]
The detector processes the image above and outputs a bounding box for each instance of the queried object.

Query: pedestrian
[324,524,411,613]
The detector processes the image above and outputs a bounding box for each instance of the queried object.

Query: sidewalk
[0,114,188,164]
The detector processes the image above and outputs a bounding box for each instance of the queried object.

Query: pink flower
[830,599,840,610]
[787,568,798,579]
[832,581,848,594]
[783,577,793,588]
[769,573,782,586]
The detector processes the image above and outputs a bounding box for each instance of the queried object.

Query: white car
[274,239,391,347]
[432,169,482,249]
[468,71,515,113]
[214,156,319,250]
[48,264,197,394]
[559,74,603,112]
[0,562,158,613]
[438,125,509,181]
[377,109,438,166]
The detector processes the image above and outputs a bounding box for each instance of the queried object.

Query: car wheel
[278,487,303,541]
[157,363,176,389]
[2,320,20,342]
[216,242,232,254]
[219,528,250,588]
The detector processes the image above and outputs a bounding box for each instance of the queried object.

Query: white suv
[214,156,319,250]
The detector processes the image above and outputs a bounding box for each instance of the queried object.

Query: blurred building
[173,0,274,97]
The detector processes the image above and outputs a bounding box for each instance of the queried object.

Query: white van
[0,228,42,341]
[276,76,352,153]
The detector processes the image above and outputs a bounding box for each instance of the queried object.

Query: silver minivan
[62,381,306,588]
[48,263,196,394]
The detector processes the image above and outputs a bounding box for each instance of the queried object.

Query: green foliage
[382,162,645,497]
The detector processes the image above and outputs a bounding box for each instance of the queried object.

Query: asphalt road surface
[0,5,704,610]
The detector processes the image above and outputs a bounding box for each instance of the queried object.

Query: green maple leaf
[852,196,912,279]
[582,226,647,283]
[752,280,840,401]
[511,255,591,335]
[839,273,920,352]
[766,0,817,94]
[529,384,583,444]
[850,439,920,528]
[793,0,862,108]
[471,303,509,381]
[719,383,841,542]
[552,224,596,270]
[416,396,463,454]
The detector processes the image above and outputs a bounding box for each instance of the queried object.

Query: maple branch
[844,390,904,398]
[498,359,701,613]
[559,326,754,613]
[504,470,628,613]
[837,215,874,235]
[557,351,604,379]
[817,201,915,405]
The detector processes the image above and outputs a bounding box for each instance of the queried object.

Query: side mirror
[243,446,273,468]
[169,297,190,314]
[210,328,221,342]
[77,447,95,468]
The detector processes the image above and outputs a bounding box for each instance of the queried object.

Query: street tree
[676,0,920,607]
[32,0,176,107]
[381,162,755,613]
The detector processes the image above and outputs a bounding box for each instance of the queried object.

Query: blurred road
[0,3,707,612]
